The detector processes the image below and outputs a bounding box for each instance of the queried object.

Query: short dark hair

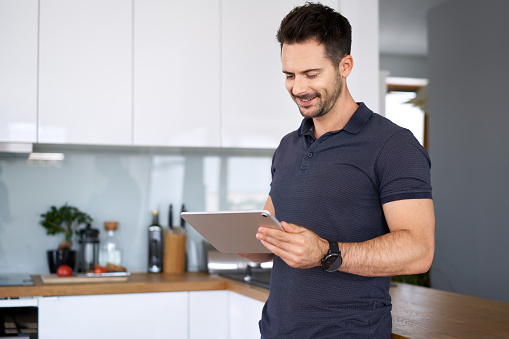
[276,2,352,66]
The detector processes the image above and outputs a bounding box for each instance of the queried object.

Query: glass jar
[99,221,122,266]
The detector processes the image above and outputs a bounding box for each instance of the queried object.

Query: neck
[312,88,358,139]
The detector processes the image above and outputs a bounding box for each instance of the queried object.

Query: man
[239,3,435,338]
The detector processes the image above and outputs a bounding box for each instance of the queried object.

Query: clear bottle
[99,221,122,266]
[148,210,163,273]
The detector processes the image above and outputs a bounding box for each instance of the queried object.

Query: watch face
[324,255,338,267]
[323,253,342,272]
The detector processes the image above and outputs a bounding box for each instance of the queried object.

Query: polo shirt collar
[297,102,372,137]
[343,102,372,134]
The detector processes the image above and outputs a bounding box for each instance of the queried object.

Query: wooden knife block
[163,228,186,273]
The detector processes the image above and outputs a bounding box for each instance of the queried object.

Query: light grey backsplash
[0,146,273,274]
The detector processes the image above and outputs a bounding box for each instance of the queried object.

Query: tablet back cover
[181,210,281,253]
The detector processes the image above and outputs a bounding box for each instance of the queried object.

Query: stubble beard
[295,75,343,119]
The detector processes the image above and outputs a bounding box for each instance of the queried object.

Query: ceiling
[379,0,449,56]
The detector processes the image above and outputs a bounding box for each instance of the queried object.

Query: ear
[339,55,354,78]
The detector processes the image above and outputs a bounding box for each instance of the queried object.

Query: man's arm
[338,199,435,276]
[256,198,435,276]
[237,196,275,263]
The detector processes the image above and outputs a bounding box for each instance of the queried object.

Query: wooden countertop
[2,273,509,338]
[389,282,509,339]
[0,272,269,303]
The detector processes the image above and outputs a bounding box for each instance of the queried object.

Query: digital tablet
[180,210,283,253]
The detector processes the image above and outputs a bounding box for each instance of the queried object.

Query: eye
[285,74,294,80]
[307,74,317,79]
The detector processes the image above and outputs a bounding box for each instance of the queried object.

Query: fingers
[258,237,303,268]
[257,222,303,251]
[257,230,302,253]
[280,221,300,233]
[258,221,301,240]
[256,222,324,269]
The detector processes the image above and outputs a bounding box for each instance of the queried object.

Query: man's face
[281,40,342,119]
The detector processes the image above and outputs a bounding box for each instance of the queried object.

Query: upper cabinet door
[133,0,221,147]
[0,0,38,143]
[38,0,132,145]
[221,1,319,149]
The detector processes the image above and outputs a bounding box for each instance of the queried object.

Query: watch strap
[328,240,339,254]
[322,240,342,272]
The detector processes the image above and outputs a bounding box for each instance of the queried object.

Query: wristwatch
[321,240,342,272]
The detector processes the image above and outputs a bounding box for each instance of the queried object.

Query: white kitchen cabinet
[221,0,304,149]
[189,290,229,339]
[38,292,188,339]
[229,291,265,339]
[38,0,132,145]
[0,0,38,142]
[2,0,377,149]
[189,290,265,339]
[37,290,264,339]
[133,0,221,147]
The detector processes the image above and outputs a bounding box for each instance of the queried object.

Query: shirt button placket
[301,147,316,170]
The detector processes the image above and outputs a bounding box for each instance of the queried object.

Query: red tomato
[56,264,73,277]
[94,265,107,274]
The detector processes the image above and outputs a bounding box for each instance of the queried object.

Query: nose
[289,76,308,97]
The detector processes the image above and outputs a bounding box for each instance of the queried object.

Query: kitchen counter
[2,273,509,338]
[0,272,269,303]
[390,282,509,339]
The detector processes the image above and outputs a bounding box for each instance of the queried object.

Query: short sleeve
[375,129,432,204]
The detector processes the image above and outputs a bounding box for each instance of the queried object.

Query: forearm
[338,229,434,277]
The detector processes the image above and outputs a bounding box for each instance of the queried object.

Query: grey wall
[0,147,272,274]
[428,0,509,302]
[380,53,428,79]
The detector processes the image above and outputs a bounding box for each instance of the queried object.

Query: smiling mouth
[296,95,318,106]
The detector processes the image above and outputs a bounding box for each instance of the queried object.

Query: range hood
[0,142,33,155]
[0,143,66,163]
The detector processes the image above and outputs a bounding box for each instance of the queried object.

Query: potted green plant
[40,203,93,273]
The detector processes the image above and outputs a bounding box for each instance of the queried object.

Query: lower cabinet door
[189,290,229,339]
[38,292,188,339]
[229,292,264,339]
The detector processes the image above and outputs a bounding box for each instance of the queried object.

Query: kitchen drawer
[38,292,188,339]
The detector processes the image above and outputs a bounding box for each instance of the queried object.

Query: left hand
[256,221,329,269]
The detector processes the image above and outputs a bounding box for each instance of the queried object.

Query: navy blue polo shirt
[260,103,432,338]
